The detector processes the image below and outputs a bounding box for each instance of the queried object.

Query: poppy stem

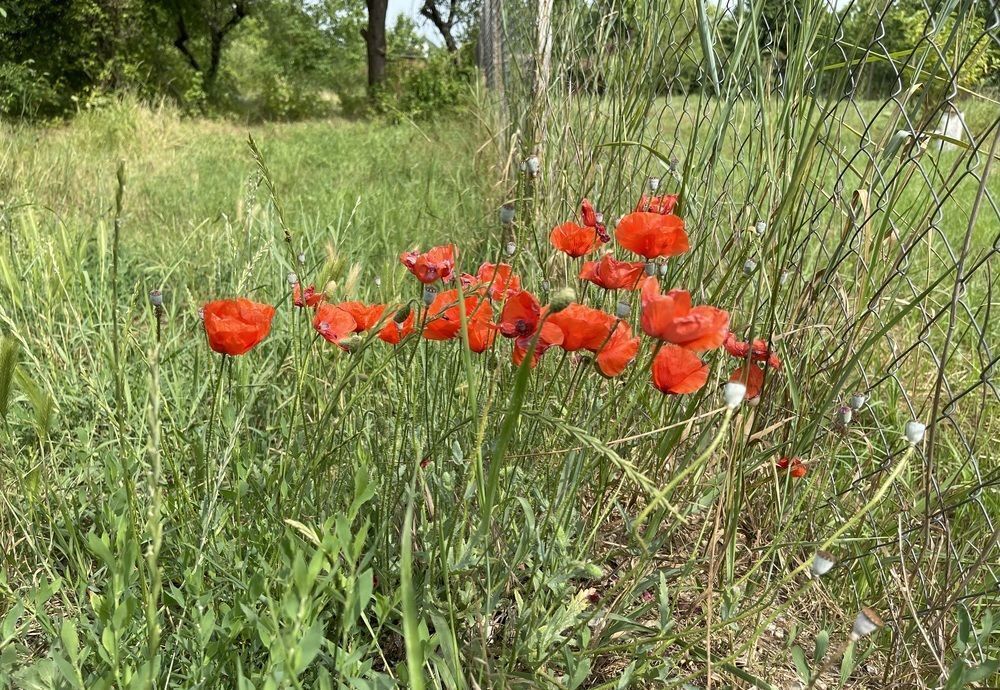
[203,354,227,494]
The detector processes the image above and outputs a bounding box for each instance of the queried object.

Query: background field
[2,0,1000,688]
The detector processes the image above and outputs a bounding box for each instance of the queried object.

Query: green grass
[1,9,999,687]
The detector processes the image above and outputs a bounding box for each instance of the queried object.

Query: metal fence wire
[481,0,998,685]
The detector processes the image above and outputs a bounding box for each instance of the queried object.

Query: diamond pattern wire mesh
[481,0,997,682]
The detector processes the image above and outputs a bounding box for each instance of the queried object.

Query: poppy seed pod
[422,286,438,306]
[743,259,757,275]
[851,607,884,640]
[905,420,926,445]
[524,155,540,176]
[669,156,679,173]
[780,270,790,284]
[287,271,299,286]
[837,406,853,426]
[723,381,746,409]
[811,550,836,577]
[615,301,630,319]
[149,290,163,307]
[648,177,661,192]
[658,262,669,276]
[297,252,306,265]
[394,304,411,324]
[755,221,767,236]
[541,280,550,293]
[644,262,656,276]
[548,287,576,313]
[504,242,517,256]
[849,393,866,410]
[374,276,382,287]
[500,203,515,225]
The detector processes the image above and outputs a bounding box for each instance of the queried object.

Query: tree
[162,0,254,88]
[419,0,478,53]
[362,0,388,89]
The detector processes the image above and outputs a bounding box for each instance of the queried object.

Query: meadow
[0,82,998,690]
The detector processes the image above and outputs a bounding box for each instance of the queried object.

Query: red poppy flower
[379,309,415,344]
[203,298,276,356]
[580,198,609,242]
[312,304,357,346]
[337,301,386,332]
[640,281,729,351]
[550,222,600,258]
[460,262,521,301]
[400,244,456,284]
[729,363,765,400]
[723,332,782,369]
[635,194,679,215]
[293,284,323,308]
[579,254,647,290]
[651,344,709,394]
[499,290,542,338]
[466,301,497,353]
[615,211,689,259]
[594,322,640,377]
[776,456,807,478]
[512,321,564,368]
[546,303,616,351]
[422,289,481,341]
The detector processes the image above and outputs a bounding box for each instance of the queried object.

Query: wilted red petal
[581,198,598,227]
[579,254,647,290]
[776,456,807,478]
[641,287,728,351]
[729,363,765,400]
[400,244,456,284]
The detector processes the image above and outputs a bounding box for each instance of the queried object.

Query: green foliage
[376,47,475,122]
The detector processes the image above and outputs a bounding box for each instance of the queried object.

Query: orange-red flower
[422,289,481,341]
[312,304,357,345]
[640,281,729,351]
[512,321,564,368]
[724,332,782,369]
[635,194,679,214]
[615,211,689,259]
[499,290,542,338]
[203,298,276,356]
[337,301,386,332]
[776,456,807,478]
[651,344,709,394]
[550,222,600,258]
[546,304,615,351]
[460,262,521,301]
[379,309,415,344]
[579,254,647,290]
[729,363,765,401]
[467,301,497,353]
[594,322,640,377]
[400,244,456,284]
[293,284,323,308]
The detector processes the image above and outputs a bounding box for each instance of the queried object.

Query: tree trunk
[420,1,458,53]
[363,0,389,91]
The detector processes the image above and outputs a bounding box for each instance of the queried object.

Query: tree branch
[173,10,202,72]
[420,0,458,52]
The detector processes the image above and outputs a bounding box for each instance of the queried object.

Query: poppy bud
[340,334,364,353]
[548,287,576,313]
[669,156,679,174]
[755,221,767,236]
[615,301,630,319]
[811,550,836,577]
[500,203,515,225]
[422,286,438,306]
[287,271,299,286]
[658,262,669,277]
[723,381,746,409]
[297,252,306,265]
[648,177,661,192]
[644,262,656,276]
[905,420,925,445]
[850,393,866,410]
[743,259,757,275]
[394,304,411,323]
[850,607,883,640]
[837,406,853,426]
[504,242,517,256]
[149,290,163,307]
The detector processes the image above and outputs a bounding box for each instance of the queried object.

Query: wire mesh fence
[482,0,998,684]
